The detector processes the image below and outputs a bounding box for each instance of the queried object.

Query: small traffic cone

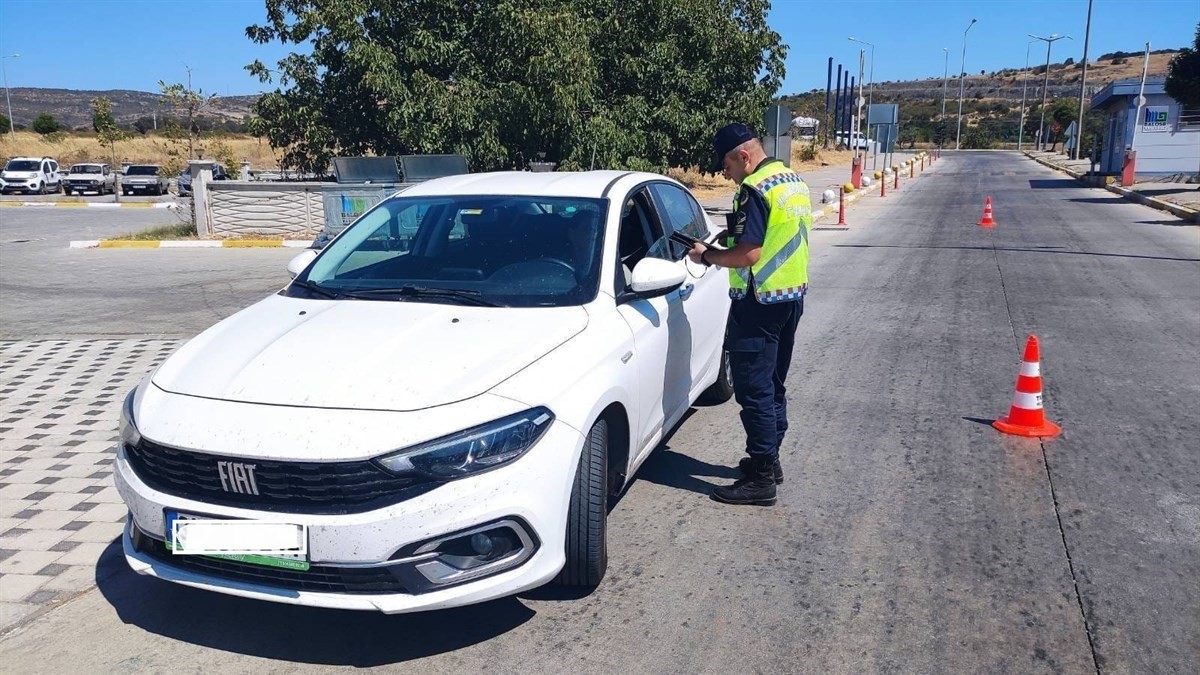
[978,196,996,227]
[992,335,1061,438]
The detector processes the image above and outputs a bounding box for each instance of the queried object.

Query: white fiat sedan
[115,170,733,613]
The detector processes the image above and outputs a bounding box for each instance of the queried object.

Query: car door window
[649,183,711,258]
[615,189,665,291]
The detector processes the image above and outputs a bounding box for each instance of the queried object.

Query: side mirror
[287,249,318,279]
[629,258,686,299]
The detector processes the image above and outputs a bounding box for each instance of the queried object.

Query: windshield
[293,194,608,308]
[126,165,160,176]
[4,160,39,172]
[71,165,102,174]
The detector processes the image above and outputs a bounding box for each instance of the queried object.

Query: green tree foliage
[91,96,129,165]
[245,0,786,174]
[159,77,219,161]
[1165,22,1200,107]
[31,113,62,135]
[0,113,10,134]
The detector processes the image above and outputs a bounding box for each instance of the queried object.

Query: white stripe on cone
[1010,391,1044,410]
[1019,361,1041,377]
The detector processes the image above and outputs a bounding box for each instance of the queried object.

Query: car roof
[397,170,669,199]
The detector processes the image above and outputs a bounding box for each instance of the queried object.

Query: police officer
[688,123,812,506]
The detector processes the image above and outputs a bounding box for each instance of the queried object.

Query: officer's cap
[711,123,759,172]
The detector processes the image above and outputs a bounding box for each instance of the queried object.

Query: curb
[71,239,314,249]
[1024,152,1199,223]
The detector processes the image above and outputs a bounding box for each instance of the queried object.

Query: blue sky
[0,0,1196,96]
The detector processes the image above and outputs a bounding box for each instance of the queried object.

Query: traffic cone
[978,196,996,227]
[992,335,1061,438]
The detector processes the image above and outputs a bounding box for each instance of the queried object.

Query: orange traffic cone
[992,335,1061,438]
[978,196,996,227]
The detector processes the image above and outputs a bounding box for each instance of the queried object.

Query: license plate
[164,510,310,571]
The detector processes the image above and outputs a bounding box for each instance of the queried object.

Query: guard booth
[316,154,469,245]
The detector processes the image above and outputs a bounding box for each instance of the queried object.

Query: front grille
[132,526,408,594]
[124,439,437,515]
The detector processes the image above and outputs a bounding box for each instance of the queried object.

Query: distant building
[1090,76,1200,176]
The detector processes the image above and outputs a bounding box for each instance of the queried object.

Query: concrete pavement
[1,153,1197,673]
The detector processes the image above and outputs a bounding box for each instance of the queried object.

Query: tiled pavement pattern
[0,339,183,631]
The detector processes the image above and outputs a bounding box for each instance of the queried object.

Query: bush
[31,113,62,135]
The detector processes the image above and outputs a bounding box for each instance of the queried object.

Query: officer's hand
[687,242,709,264]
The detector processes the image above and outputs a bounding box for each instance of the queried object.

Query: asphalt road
[1,152,1197,673]
[0,206,297,338]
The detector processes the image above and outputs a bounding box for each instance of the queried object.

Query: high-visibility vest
[727,159,812,303]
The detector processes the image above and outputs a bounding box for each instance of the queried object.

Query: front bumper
[114,420,581,613]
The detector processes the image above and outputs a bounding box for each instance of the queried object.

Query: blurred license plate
[165,510,310,571]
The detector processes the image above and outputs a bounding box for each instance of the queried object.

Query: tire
[556,418,608,587]
[698,348,735,404]
[36,182,46,195]
[63,188,72,196]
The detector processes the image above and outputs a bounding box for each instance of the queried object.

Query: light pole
[955,18,977,150]
[848,37,875,136]
[1018,40,1036,151]
[1031,33,1072,152]
[1073,0,1094,159]
[2,53,18,139]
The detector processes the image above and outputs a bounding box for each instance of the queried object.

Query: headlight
[375,407,553,480]
[119,389,141,447]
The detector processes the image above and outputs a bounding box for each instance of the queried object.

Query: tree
[133,116,155,135]
[1165,22,1200,107]
[159,72,218,160]
[245,0,786,174]
[0,113,9,134]
[31,113,62,135]
[91,96,129,166]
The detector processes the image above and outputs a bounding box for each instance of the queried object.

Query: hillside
[3,88,259,129]
[775,50,1180,148]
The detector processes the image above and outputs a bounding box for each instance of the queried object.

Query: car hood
[1,171,37,179]
[152,293,589,411]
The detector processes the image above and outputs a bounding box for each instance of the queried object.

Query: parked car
[176,164,229,195]
[121,165,169,196]
[64,163,116,195]
[0,156,62,195]
[116,170,734,613]
[835,132,874,151]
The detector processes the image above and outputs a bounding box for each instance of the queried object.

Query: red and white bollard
[838,186,847,226]
[880,174,886,198]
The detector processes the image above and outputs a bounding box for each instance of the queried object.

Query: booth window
[1180,105,1200,130]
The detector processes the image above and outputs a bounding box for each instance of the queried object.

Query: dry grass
[0,131,281,169]
[668,144,861,200]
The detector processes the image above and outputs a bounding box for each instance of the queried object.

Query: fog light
[470,532,494,556]
[408,519,536,587]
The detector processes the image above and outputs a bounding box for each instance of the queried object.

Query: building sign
[1142,106,1170,132]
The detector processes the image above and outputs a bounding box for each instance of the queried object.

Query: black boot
[711,456,777,506]
[737,456,784,484]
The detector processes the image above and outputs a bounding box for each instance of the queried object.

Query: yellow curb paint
[223,240,284,248]
[54,202,89,207]
[119,202,154,208]
[0,202,23,207]
[99,240,160,248]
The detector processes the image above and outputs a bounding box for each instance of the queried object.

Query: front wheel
[555,418,608,587]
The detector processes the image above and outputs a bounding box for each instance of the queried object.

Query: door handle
[678,283,695,300]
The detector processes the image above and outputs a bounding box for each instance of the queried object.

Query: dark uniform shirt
[729,157,780,247]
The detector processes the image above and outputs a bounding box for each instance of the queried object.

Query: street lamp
[849,36,878,162]
[1030,33,1072,152]
[2,53,18,139]
[955,18,977,150]
[1018,40,1037,151]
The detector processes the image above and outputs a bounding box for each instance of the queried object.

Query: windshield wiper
[339,285,500,307]
[289,279,340,299]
